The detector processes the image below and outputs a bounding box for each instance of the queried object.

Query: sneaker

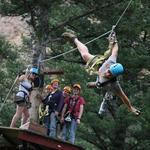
[62,32,77,42]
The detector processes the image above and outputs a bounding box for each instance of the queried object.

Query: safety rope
[40,0,133,63]
[114,0,133,27]
[0,76,18,113]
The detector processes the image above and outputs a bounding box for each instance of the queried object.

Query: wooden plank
[19,132,80,150]
[43,68,64,75]
[0,126,85,150]
[20,121,47,136]
[0,127,21,145]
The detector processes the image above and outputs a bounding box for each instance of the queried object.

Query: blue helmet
[30,67,39,74]
[109,63,124,76]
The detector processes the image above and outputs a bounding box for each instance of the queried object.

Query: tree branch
[49,0,123,32]
[49,8,96,32]
[22,0,37,31]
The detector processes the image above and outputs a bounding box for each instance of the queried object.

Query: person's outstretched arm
[111,42,119,58]
[113,83,140,116]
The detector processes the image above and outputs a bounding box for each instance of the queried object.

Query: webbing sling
[66,97,79,119]
[96,77,117,88]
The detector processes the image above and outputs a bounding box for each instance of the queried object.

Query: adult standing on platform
[42,79,64,138]
[10,67,38,127]
[61,84,85,144]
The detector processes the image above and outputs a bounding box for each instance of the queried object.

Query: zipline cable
[40,0,133,63]
[114,0,133,27]
[40,30,112,63]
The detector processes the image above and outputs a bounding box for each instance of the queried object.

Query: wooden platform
[19,121,47,136]
[0,126,84,150]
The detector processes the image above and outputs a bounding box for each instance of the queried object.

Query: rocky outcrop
[0,15,31,46]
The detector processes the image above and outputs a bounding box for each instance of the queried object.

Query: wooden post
[29,88,42,123]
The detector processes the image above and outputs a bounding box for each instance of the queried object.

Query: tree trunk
[29,89,42,123]
[29,5,50,123]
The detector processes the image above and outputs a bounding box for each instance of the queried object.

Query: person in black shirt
[42,79,64,138]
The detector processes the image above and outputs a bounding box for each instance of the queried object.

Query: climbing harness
[85,26,117,75]
[98,91,117,119]
[0,65,32,113]
[96,77,117,88]
[39,104,49,119]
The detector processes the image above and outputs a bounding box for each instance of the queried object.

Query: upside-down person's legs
[74,38,94,62]
[62,31,118,63]
[62,32,94,63]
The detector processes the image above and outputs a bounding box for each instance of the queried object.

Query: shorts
[85,55,106,75]
[85,47,112,75]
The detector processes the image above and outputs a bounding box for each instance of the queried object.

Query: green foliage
[0,0,150,149]
[0,37,24,125]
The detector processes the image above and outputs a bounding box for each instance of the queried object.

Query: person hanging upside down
[62,31,140,116]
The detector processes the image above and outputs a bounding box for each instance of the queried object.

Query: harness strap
[66,97,79,119]
[21,83,32,92]
[71,98,79,116]
[85,40,114,75]
[19,90,30,103]
[96,77,117,88]
[19,90,27,94]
